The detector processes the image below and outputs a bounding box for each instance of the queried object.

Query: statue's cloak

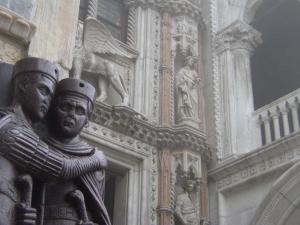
[45,137,111,225]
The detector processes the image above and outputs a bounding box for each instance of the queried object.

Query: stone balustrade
[255,88,300,145]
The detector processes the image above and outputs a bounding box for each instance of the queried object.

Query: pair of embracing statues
[0,57,111,225]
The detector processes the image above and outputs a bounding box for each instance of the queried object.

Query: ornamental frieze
[91,102,211,161]
[125,0,205,27]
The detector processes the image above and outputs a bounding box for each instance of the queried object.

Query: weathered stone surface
[9,0,36,20]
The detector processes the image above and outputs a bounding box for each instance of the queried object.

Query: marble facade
[0,0,299,225]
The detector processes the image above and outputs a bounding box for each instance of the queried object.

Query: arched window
[251,0,300,109]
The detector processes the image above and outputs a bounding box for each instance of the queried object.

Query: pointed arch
[250,161,300,225]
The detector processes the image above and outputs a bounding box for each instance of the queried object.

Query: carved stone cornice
[91,102,211,161]
[125,0,205,27]
[0,6,36,44]
[215,20,262,54]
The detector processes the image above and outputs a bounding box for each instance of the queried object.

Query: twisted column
[86,0,98,19]
[126,6,137,48]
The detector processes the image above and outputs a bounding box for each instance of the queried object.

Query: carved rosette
[215,20,262,54]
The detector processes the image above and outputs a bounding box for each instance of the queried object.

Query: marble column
[216,20,262,158]
[132,6,161,123]
[158,11,173,225]
[197,26,206,132]
[159,11,172,126]
[158,148,172,225]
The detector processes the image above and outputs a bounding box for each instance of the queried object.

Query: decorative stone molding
[0,6,36,44]
[249,160,300,225]
[91,102,211,161]
[209,132,300,191]
[209,0,223,160]
[82,122,157,225]
[0,35,25,63]
[126,6,137,48]
[172,15,198,55]
[215,20,262,54]
[125,0,205,27]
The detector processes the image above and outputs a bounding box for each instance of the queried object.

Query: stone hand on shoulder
[94,149,108,168]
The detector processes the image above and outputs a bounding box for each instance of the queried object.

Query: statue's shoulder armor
[0,113,40,156]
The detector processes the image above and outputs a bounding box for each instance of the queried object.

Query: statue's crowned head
[12,57,59,122]
[50,78,96,138]
[13,57,59,84]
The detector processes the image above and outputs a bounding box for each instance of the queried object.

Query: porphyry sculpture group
[0,57,111,225]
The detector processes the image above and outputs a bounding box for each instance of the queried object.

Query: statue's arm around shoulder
[0,119,105,179]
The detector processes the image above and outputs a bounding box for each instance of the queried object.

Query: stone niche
[172,150,202,225]
[172,15,201,128]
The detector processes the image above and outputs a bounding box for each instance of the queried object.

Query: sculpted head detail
[50,78,96,138]
[184,55,196,68]
[12,57,59,122]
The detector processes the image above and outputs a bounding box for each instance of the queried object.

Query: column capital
[216,20,262,54]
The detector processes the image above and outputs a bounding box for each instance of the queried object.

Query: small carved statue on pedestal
[0,58,110,225]
[37,78,111,225]
[176,55,200,125]
[174,166,200,225]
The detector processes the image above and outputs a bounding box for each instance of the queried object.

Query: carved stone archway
[243,0,265,23]
[250,161,300,225]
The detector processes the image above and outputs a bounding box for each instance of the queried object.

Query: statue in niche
[174,166,200,225]
[72,18,131,106]
[35,78,111,225]
[0,58,109,225]
[176,55,200,121]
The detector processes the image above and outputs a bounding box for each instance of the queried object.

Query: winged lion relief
[71,18,136,106]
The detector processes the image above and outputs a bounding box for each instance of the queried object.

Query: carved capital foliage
[125,0,205,27]
[216,20,262,54]
[0,6,36,44]
[91,103,211,161]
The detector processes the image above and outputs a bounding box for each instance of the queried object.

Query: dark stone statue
[0,57,109,225]
[34,78,111,225]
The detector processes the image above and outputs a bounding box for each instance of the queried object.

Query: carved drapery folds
[215,20,262,158]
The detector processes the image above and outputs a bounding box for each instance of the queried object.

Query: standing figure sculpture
[175,179,198,225]
[176,56,200,120]
[37,78,111,225]
[72,18,131,106]
[0,58,111,225]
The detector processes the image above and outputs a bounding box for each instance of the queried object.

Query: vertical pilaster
[158,12,173,225]
[200,160,209,221]
[159,11,172,126]
[158,148,172,225]
[126,6,137,48]
[197,27,206,132]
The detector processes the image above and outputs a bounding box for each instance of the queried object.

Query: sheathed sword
[15,174,33,207]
